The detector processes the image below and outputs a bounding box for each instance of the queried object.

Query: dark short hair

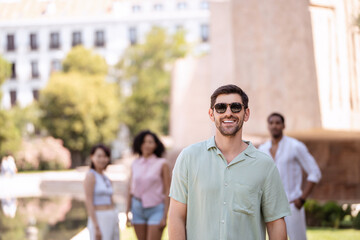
[210,84,249,109]
[132,130,165,158]
[267,112,285,124]
[90,144,111,169]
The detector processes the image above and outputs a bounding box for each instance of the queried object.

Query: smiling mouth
[222,119,237,124]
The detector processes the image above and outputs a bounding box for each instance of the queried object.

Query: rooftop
[0,0,120,21]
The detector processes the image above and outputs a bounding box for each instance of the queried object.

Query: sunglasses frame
[213,102,244,114]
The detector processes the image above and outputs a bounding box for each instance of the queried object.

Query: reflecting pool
[0,196,87,240]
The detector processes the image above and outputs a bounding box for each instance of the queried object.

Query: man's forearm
[301,181,316,199]
[266,218,287,240]
[168,216,186,240]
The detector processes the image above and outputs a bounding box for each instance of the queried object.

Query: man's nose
[224,105,233,116]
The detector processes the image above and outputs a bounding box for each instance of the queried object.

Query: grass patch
[307,227,360,240]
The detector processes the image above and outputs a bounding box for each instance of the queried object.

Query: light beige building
[171,0,360,149]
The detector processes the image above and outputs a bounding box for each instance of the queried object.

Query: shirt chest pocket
[232,183,259,216]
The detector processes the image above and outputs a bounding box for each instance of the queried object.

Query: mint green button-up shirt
[169,137,291,240]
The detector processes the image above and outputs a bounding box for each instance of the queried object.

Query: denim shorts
[131,197,164,225]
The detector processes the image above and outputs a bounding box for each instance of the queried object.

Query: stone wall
[297,135,360,203]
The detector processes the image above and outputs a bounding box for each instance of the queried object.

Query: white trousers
[87,209,120,240]
[285,203,307,240]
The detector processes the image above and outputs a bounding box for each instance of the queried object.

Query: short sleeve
[169,150,188,204]
[261,165,291,222]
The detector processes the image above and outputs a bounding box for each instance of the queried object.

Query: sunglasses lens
[214,103,227,113]
[230,103,242,113]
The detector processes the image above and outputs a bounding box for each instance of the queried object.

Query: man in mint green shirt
[168,85,291,240]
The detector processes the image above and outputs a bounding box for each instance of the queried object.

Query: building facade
[170,0,360,202]
[0,0,210,108]
[171,0,360,150]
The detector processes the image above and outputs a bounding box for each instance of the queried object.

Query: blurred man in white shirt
[258,112,322,240]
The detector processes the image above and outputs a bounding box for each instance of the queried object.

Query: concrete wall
[171,0,360,146]
[170,56,213,149]
[310,0,360,130]
[228,0,322,135]
[299,135,360,203]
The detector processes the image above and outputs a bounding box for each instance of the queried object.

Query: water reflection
[0,197,87,240]
[1,197,17,218]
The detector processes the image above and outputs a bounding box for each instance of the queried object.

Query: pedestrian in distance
[126,130,171,240]
[84,144,119,240]
[168,84,291,240]
[259,112,322,240]
[1,153,17,176]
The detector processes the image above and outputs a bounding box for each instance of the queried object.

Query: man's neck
[271,134,283,145]
[214,131,248,163]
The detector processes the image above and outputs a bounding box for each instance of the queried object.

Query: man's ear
[209,108,215,122]
[244,108,250,122]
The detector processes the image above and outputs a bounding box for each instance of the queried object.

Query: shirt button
[223,201,226,205]
[221,220,225,224]
[225,183,228,186]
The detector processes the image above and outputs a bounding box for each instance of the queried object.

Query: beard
[215,116,244,137]
[270,129,283,139]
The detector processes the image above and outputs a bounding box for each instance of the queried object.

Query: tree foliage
[62,46,108,75]
[39,48,120,166]
[0,110,21,156]
[0,55,11,86]
[0,55,21,156]
[117,27,188,137]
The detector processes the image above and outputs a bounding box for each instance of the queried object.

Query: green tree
[0,55,21,156]
[62,46,108,75]
[39,48,120,166]
[0,55,11,86]
[117,27,188,137]
[8,103,41,137]
[0,111,21,156]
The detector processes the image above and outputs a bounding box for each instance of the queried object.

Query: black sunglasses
[213,102,244,114]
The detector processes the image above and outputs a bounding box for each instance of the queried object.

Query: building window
[200,1,209,9]
[132,5,141,13]
[51,60,62,72]
[30,33,38,50]
[31,61,39,79]
[153,4,163,11]
[177,2,187,10]
[72,31,82,47]
[200,24,209,42]
[50,32,60,49]
[129,27,137,45]
[7,34,15,51]
[95,30,105,47]
[32,90,39,101]
[10,90,17,107]
[10,63,16,79]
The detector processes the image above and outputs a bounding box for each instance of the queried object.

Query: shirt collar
[206,136,256,159]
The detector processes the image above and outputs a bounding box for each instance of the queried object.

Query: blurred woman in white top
[84,144,119,240]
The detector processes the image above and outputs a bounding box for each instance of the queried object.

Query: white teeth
[224,120,234,123]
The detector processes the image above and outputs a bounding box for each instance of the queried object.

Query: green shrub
[322,201,344,228]
[354,212,360,230]
[304,199,324,227]
[305,200,351,228]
